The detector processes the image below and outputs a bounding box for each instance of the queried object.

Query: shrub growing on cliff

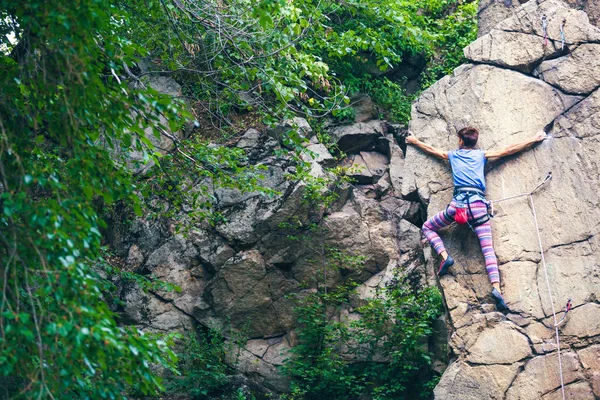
[283,273,444,400]
[164,328,230,397]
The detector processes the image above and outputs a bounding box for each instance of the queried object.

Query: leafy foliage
[422,1,479,86]
[0,0,262,398]
[283,272,444,400]
[115,0,349,129]
[165,328,230,398]
[113,0,477,130]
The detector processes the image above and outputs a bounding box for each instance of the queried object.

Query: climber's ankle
[492,282,501,292]
[440,251,448,261]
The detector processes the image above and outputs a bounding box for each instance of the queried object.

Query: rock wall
[478,0,599,37]
[110,114,435,391]
[403,1,600,398]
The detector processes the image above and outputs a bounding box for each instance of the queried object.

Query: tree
[0,1,185,397]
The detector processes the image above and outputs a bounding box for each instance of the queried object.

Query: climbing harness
[452,187,490,229]
[542,15,549,46]
[491,172,567,400]
[560,19,566,50]
[555,298,572,328]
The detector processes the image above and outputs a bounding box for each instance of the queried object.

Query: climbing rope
[491,172,567,400]
[542,15,549,46]
[530,192,567,400]
[489,172,552,215]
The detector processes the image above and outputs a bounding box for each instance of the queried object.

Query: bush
[165,328,231,398]
[283,271,444,400]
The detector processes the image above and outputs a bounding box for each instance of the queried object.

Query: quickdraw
[560,19,566,50]
[542,15,549,46]
[555,298,572,328]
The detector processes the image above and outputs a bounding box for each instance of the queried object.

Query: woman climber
[406,127,546,311]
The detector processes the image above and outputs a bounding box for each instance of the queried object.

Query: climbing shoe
[491,287,509,311]
[437,255,454,276]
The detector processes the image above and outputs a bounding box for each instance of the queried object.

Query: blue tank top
[448,149,487,201]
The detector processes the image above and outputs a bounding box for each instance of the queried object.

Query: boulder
[341,153,373,184]
[535,43,600,94]
[560,303,600,338]
[228,346,291,392]
[478,0,524,37]
[202,250,299,337]
[505,352,583,399]
[465,30,561,73]
[471,0,600,73]
[465,322,531,364]
[478,0,600,38]
[303,143,336,167]
[541,381,595,400]
[577,344,600,370]
[269,117,313,143]
[330,120,386,154]
[236,128,280,162]
[359,151,389,181]
[585,0,600,25]
[350,94,379,122]
[495,0,600,44]
[388,137,405,194]
[434,361,521,400]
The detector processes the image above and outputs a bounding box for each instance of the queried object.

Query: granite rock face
[535,43,600,94]
[404,1,600,398]
[111,113,430,390]
[478,0,600,38]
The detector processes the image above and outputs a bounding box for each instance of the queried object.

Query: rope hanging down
[530,191,566,400]
[491,172,567,400]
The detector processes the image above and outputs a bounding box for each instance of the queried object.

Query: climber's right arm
[485,132,547,160]
[406,136,448,160]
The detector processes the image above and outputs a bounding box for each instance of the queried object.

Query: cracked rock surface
[402,1,600,398]
[478,0,600,38]
[110,116,431,390]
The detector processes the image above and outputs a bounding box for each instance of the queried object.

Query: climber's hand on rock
[406,135,418,144]
[535,131,547,142]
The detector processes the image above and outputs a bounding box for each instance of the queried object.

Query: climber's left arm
[485,132,547,160]
[406,135,448,160]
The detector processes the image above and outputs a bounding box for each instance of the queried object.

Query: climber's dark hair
[458,127,479,148]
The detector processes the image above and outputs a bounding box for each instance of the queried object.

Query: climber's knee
[422,221,432,234]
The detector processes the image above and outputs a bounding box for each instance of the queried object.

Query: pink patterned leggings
[422,200,500,284]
